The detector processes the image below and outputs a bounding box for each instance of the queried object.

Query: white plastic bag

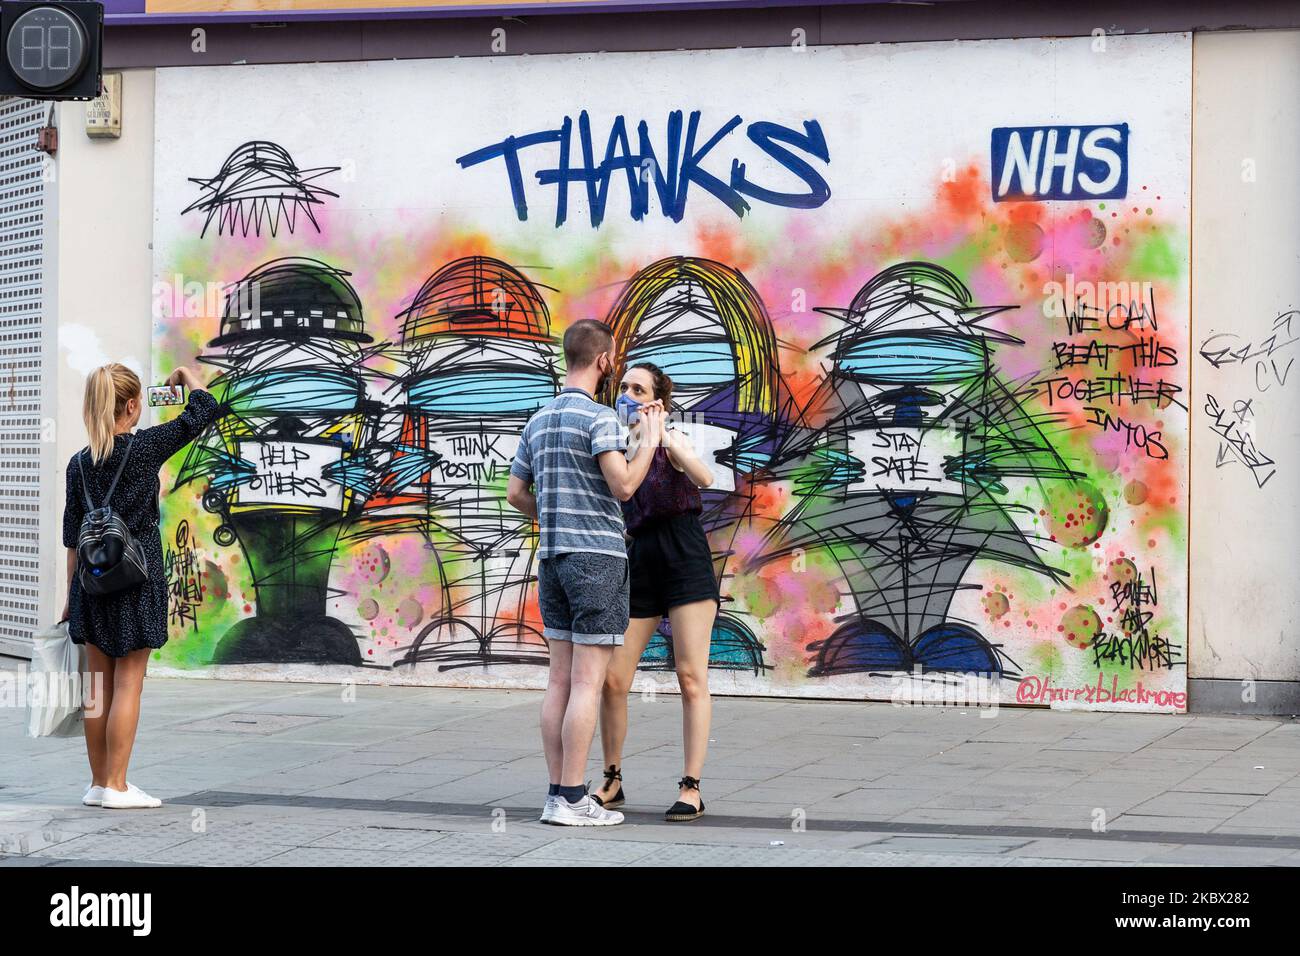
[26,621,86,738]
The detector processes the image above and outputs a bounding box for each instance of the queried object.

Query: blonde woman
[62,363,221,809]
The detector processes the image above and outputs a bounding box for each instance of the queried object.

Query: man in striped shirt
[507,319,663,826]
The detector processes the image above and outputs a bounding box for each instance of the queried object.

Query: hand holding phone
[148,384,185,407]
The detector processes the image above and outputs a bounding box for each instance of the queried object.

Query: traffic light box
[0,2,103,101]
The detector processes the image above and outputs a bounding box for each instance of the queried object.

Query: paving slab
[2,674,1297,866]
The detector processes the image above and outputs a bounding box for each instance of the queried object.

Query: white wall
[1190,30,1300,684]
[39,33,1300,704]
[46,70,156,621]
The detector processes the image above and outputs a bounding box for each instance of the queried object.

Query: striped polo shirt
[511,386,629,559]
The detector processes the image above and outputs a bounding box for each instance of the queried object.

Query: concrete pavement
[1,664,1298,867]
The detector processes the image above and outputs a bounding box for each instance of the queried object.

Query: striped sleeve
[510,422,534,482]
[589,406,626,455]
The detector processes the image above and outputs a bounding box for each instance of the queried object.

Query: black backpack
[75,436,149,597]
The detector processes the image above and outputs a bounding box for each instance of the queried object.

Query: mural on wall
[762,261,1086,679]
[386,256,559,671]
[172,257,386,664]
[152,35,1192,710]
[183,141,341,238]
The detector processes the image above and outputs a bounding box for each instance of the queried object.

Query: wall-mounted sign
[84,68,119,136]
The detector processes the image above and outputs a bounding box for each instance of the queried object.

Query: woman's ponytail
[83,364,142,464]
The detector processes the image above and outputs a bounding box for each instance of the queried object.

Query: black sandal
[665,776,705,822]
[590,765,625,809]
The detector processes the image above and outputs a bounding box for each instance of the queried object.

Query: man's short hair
[563,319,615,371]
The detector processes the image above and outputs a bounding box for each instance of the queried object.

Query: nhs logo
[991,124,1128,201]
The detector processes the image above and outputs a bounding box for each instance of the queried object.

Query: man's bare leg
[560,642,614,787]
[541,639,573,789]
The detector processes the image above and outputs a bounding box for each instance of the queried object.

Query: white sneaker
[549,794,624,827]
[82,784,105,807]
[539,795,559,824]
[101,783,162,809]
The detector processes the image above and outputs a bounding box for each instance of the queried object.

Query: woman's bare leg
[668,599,717,810]
[594,615,662,803]
[103,648,150,792]
[83,644,115,789]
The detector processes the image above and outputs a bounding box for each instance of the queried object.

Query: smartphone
[148,384,185,407]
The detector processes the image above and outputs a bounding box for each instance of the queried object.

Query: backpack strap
[104,434,136,507]
[78,434,136,511]
[76,452,95,512]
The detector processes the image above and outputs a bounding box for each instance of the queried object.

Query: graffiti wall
[151,33,1192,710]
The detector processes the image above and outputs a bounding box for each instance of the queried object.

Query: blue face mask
[616,393,642,425]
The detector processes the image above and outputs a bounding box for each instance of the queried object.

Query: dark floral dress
[62,388,221,658]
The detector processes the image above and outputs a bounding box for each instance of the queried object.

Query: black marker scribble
[184,141,340,238]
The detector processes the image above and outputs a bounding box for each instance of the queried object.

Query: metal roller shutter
[0,97,47,660]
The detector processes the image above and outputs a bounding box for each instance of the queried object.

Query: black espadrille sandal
[665,776,705,822]
[590,765,625,809]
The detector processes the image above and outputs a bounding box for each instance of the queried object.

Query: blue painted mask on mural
[616,392,642,425]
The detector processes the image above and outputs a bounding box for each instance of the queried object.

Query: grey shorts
[537,552,629,646]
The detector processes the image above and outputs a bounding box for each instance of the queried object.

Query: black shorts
[627,513,720,619]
